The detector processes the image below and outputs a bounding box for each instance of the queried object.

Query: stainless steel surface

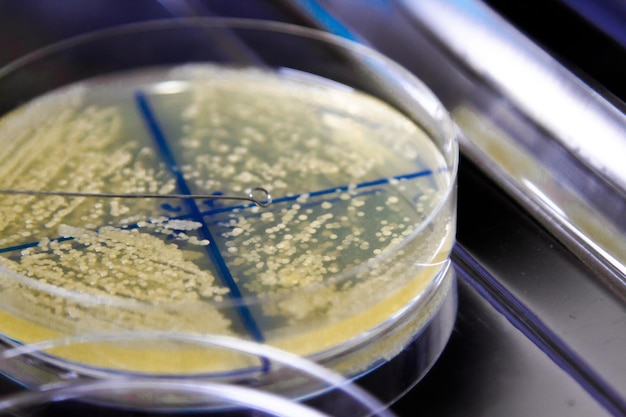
[455,159,626,416]
[398,256,612,417]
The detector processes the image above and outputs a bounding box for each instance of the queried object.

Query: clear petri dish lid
[0,333,396,416]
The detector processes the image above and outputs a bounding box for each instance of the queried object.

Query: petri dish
[0,18,458,409]
[0,336,397,416]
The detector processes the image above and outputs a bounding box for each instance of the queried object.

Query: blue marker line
[161,166,432,218]
[249,168,433,207]
[134,91,265,343]
[0,169,434,255]
[310,169,432,198]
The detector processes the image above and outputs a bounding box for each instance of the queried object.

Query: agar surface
[0,64,454,373]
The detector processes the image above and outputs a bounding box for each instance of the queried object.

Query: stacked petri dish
[0,19,458,414]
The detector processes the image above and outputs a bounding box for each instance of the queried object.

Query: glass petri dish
[0,336,397,416]
[0,18,458,409]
